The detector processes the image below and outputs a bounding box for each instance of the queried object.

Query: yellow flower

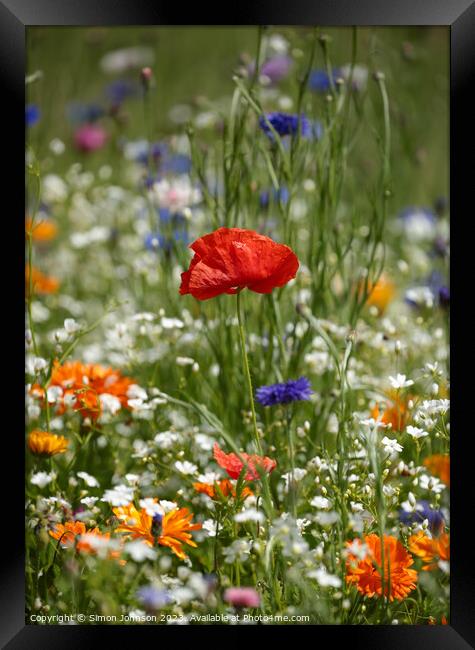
[28,429,69,457]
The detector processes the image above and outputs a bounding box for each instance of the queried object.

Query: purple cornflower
[259,112,311,140]
[399,500,445,535]
[136,585,170,610]
[256,377,312,406]
[249,55,293,84]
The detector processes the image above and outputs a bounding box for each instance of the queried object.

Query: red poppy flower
[179,227,299,300]
[213,442,277,481]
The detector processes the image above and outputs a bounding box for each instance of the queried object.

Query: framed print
[1,0,474,647]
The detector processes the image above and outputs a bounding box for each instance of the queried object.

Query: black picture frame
[2,1,474,647]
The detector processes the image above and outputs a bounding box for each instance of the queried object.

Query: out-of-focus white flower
[222,539,252,563]
[100,46,154,74]
[42,174,68,203]
[151,178,201,214]
[175,460,197,475]
[389,374,414,389]
[64,318,81,334]
[406,425,429,439]
[77,471,100,488]
[202,519,221,537]
[419,474,446,493]
[310,496,331,509]
[381,436,403,454]
[101,484,135,506]
[124,540,157,562]
[161,317,184,330]
[99,393,122,415]
[31,471,56,488]
[234,508,265,523]
[307,568,342,588]
[154,431,180,449]
[176,356,195,367]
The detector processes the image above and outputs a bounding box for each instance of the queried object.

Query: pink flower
[74,124,107,152]
[223,587,260,608]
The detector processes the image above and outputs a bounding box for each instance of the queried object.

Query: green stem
[236,290,262,454]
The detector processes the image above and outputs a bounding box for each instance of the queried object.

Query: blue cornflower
[308,68,341,92]
[161,153,192,175]
[136,141,168,165]
[399,500,445,535]
[25,104,40,127]
[67,102,105,124]
[256,377,313,406]
[145,229,188,253]
[105,79,139,105]
[259,187,289,209]
[136,585,170,610]
[259,112,311,140]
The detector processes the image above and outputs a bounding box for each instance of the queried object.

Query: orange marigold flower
[76,528,125,563]
[112,501,201,560]
[371,390,411,432]
[26,217,58,242]
[30,360,136,420]
[49,521,87,547]
[364,275,396,314]
[27,429,69,457]
[408,530,450,571]
[346,534,418,602]
[423,454,450,487]
[193,479,254,500]
[213,442,277,481]
[25,265,60,295]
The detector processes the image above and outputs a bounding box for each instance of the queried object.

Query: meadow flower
[25,217,58,242]
[418,474,445,494]
[389,374,414,390]
[364,275,396,314]
[308,69,340,92]
[113,501,201,560]
[175,460,198,475]
[25,266,60,295]
[399,500,445,534]
[409,530,450,570]
[423,454,450,487]
[193,479,253,500]
[27,430,69,457]
[26,104,40,127]
[398,206,437,242]
[100,46,154,74]
[345,534,418,601]
[124,540,157,562]
[213,443,277,481]
[102,485,135,507]
[371,391,411,432]
[179,227,299,300]
[222,539,253,564]
[311,496,332,510]
[224,587,260,608]
[381,437,403,454]
[256,377,312,406]
[31,471,56,488]
[249,55,293,84]
[49,520,90,547]
[77,471,100,488]
[307,568,342,588]
[258,112,311,139]
[74,124,108,152]
[406,425,429,439]
[136,585,171,609]
[31,360,135,420]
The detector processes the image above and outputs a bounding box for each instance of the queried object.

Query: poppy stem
[236,290,262,455]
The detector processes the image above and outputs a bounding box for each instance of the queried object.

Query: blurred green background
[27,26,449,206]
